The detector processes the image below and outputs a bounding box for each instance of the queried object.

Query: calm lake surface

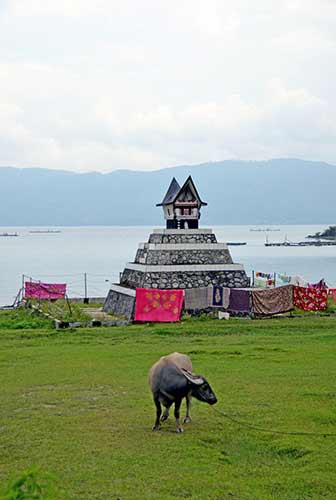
[0,224,335,306]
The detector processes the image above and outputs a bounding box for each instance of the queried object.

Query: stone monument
[104,176,250,319]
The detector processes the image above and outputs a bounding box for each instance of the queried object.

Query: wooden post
[252,270,255,287]
[65,294,72,316]
[84,273,88,303]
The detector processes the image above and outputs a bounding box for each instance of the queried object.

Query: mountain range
[0,159,334,226]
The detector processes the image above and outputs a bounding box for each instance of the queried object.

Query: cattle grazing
[149,352,217,433]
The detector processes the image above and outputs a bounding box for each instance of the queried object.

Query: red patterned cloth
[134,288,184,322]
[25,282,66,299]
[294,286,328,311]
[328,288,336,301]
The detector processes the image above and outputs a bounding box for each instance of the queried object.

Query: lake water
[0,224,335,306]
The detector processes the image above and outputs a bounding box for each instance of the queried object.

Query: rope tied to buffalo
[211,406,336,438]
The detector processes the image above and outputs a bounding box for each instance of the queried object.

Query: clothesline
[251,269,336,289]
[184,283,330,315]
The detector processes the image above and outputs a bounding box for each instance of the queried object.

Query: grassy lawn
[0,316,336,499]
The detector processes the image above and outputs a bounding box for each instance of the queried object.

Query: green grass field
[0,316,336,499]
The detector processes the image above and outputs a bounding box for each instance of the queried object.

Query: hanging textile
[277,273,291,284]
[307,279,327,289]
[294,286,328,311]
[252,285,294,315]
[328,288,336,302]
[25,282,66,299]
[134,288,184,322]
[290,276,307,286]
[228,289,251,313]
[254,278,268,288]
[184,287,211,310]
[256,271,272,279]
[212,286,230,308]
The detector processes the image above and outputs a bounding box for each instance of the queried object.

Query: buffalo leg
[160,405,171,422]
[152,396,162,431]
[183,394,192,424]
[174,398,183,433]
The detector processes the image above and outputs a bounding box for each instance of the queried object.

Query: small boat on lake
[227,242,247,246]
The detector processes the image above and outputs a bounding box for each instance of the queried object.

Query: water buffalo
[149,352,217,432]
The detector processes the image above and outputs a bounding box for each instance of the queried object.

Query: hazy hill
[0,159,334,225]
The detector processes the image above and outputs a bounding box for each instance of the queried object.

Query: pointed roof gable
[156,177,181,206]
[176,175,207,206]
[157,175,207,207]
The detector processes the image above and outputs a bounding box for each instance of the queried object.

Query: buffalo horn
[181,368,204,385]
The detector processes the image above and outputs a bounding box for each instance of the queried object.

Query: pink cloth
[25,282,66,299]
[134,288,184,322]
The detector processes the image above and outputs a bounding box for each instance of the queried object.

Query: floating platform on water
[0,232,18,237]
[29,230,61,234]
[250,228,280,232]
[265,240,336,247]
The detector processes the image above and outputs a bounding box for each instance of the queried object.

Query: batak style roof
[156,175,207,207]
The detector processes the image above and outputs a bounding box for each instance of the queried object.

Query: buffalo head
[181,369,217,405]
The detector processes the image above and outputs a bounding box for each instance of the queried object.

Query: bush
[1,467,66,499]
[0,309,52,330]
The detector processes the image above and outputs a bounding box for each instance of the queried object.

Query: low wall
[68,297,105,304]
[103,288,135,320]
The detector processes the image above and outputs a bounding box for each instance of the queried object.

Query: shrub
[1,467,66,499]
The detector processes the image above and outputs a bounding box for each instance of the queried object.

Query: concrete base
[104,227,250,320]
[103,285,135,320]
[120,266,250,289]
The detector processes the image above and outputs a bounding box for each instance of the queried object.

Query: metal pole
[84,273,88,302]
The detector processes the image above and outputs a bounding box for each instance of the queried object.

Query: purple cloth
[308,279,327,289]
[228,289,251,313]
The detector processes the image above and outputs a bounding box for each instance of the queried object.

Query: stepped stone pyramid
[104,176,249,319]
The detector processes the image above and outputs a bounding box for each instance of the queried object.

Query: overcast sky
[1,0,336,172]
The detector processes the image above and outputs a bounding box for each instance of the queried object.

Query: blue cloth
[212,285,224,306]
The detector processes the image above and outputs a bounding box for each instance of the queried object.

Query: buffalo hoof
[152,425,161,431]
[183,416,191,424]
[176,427,184,433]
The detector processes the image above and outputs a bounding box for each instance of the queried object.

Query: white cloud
[272,29,336,52]
[7,0,112,17]
[0,1,336,171]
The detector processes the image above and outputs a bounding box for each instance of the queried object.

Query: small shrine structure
[104,176,250,319]
[157,176,206,229]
